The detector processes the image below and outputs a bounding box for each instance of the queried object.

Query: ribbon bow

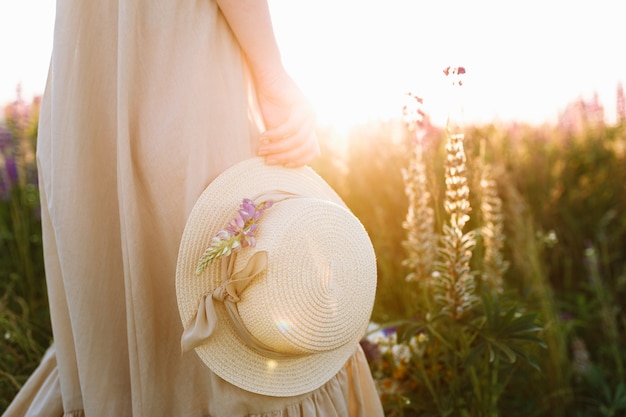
[181,251,268,353]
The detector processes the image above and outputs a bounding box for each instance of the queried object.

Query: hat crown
[235,198,376,355]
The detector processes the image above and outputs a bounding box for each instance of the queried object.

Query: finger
[258,118,315,155]
[259,130,305,155]
[285,138,321,167]
[261,105,315,141]
[259,136,305,161]
[266,143,318,168]
[260,123,293,142]
[266,134,320,167]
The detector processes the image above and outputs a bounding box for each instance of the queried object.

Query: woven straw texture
[176,158,377,396]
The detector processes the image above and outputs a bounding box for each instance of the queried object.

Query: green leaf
[487,344,495,362]
[490,340,517,363]
[508,344,542,372]
[399,322,424,343]
[464,343,487,368]
[612,383,626,409]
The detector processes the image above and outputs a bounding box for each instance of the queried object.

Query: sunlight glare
[266,359,278,372]
[1,0,624,131]
[269,0,625,133]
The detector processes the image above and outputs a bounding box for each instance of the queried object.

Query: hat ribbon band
[181,251,306,359]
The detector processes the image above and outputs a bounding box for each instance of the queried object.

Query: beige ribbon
[181,250,268,352]
[181,250,307,359]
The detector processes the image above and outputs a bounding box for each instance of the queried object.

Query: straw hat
[176,157,377,397]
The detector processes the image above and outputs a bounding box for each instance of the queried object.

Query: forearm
[216,0,319,166]
[215,0,285,84]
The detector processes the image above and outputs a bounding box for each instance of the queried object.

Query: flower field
[1,84,625,415]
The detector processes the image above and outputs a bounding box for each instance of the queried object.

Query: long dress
[2,0,384,416]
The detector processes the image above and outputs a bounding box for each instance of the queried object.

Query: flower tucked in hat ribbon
[195,198,273,275]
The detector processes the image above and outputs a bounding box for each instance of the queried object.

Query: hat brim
[176,157,374,396]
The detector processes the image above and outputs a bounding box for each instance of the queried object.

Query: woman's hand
[255,74,320,168]
[214,1,319,167]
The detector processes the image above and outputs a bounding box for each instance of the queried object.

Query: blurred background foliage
[1,88,625,415]
[1,91,50,413]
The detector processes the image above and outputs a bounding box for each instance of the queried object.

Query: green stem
[489,357,499,417]
[426,322,458,353]
[468,366,483,416]
[415,356,443,413]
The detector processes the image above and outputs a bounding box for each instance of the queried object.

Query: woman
[4,0,384,416]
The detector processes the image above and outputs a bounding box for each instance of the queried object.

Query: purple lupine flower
[382,326,398,337]
[5,157,17,184]
[241,198,256,219]
[195,198,274,275]
[0,128,11,150]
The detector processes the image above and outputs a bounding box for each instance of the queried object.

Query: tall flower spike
[402,92,425,133]
[479,164,509,293]
[432,66,478,320]
[3,85,38,190]
[401,92,436,283]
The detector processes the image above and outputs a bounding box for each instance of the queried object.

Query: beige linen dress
[3,0,384,416]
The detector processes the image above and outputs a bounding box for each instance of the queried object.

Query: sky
[1,0,625,129]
